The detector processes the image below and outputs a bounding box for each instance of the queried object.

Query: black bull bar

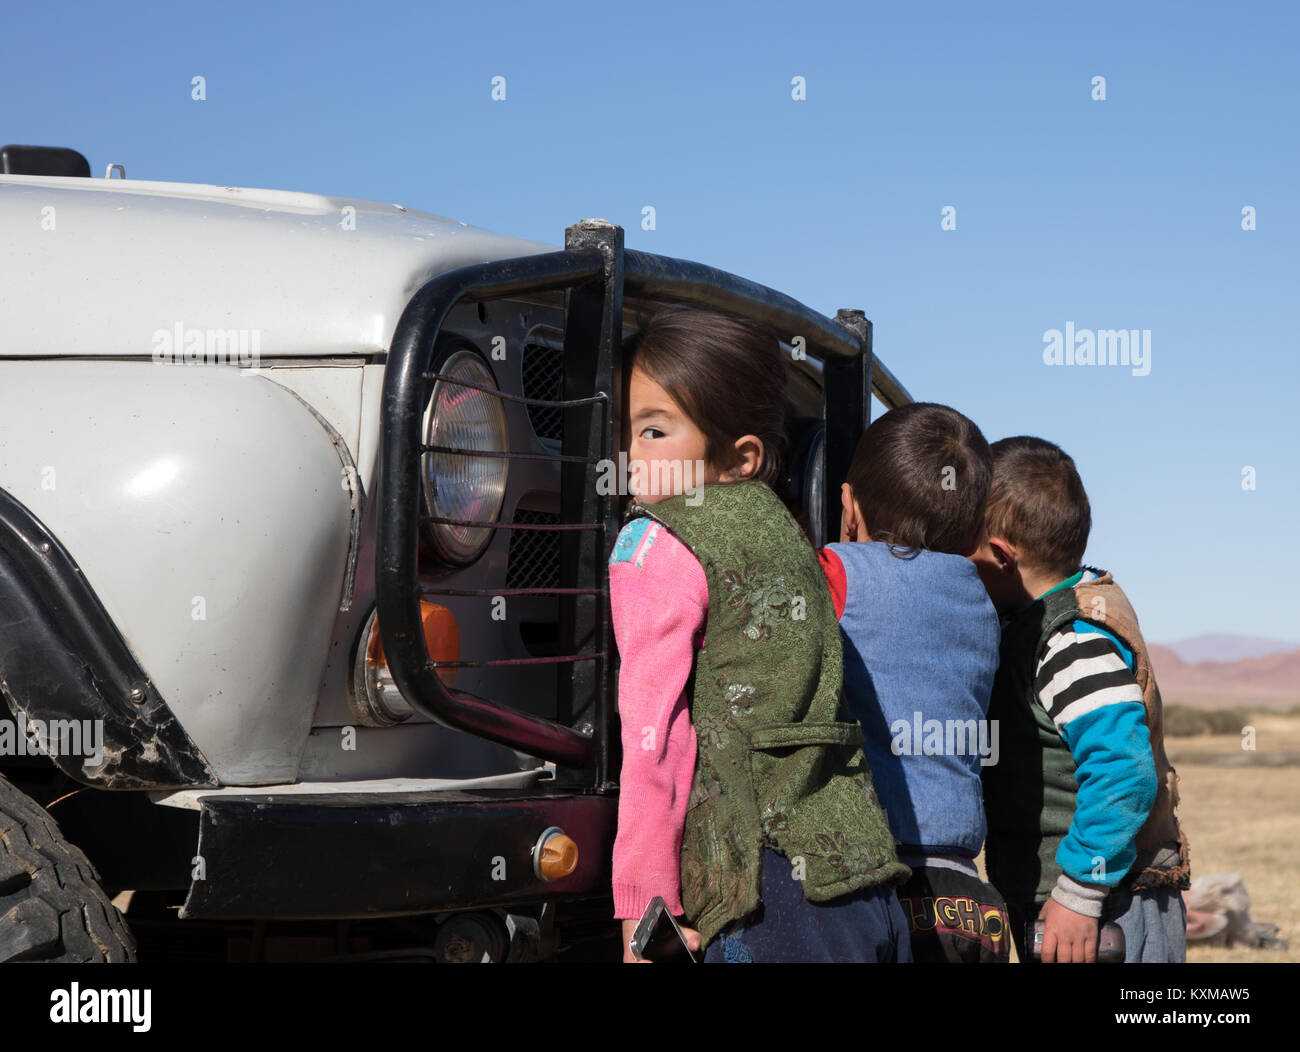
[374,219,913,786]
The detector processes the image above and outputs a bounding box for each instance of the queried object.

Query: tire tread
[0,775,135,963]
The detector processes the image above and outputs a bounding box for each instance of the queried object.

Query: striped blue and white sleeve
[1035,623,1157,914]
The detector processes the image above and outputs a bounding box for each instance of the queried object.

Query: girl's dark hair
[624,306,790,487]
[985,436,1091,577]
[845,402,992,555]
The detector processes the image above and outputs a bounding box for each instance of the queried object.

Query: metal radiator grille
[505,508,561,590]
[521,341,564,441]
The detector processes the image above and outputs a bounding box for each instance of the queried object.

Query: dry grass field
[1165,711,1299,963]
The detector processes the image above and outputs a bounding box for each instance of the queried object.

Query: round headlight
[422,348,509,564]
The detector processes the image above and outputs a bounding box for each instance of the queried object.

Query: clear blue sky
[6,0,1297,644]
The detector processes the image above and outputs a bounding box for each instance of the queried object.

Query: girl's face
[625,367,722,504]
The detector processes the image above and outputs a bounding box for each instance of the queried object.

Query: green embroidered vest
[981,570,1189,906]
[630,481,908,945]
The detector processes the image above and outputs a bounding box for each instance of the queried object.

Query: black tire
[0,774,136,962]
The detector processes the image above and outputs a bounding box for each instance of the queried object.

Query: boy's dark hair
[985,436,1091,577]
[845,402,991,555]
[624,306,790,487]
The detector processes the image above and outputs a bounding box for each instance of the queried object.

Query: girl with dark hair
[609,307,911,963]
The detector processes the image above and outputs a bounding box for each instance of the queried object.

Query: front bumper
[179,784,617,919]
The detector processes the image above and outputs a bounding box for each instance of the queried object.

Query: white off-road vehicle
[0,144,911,962]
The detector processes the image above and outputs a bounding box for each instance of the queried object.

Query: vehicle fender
[0,361,353,784]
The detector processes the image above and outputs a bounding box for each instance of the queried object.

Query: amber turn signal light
[349,601,461,727]
[533,827,579,881]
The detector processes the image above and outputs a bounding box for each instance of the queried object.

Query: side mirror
[779,420,826,547]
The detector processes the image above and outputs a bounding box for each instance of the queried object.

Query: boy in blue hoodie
[819,403,1009,962]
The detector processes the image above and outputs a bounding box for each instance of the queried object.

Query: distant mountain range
[1158,634,1300,664]
[1148,636,1300,710]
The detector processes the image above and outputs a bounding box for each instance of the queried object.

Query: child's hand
[1038,898,1099,963]
[621,917,703,963]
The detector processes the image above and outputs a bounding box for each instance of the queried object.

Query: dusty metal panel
[181,788,616,919]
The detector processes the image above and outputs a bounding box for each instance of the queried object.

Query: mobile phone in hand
[1028,920,1126,962]
[630,896,698,963]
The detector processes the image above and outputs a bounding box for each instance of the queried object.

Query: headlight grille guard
[376,219,912,784]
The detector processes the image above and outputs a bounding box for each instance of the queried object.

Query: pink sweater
[608,520,706,920]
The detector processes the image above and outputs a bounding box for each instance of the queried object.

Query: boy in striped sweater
[972,437,1189,963]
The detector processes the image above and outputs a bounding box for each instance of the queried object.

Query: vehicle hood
[0,175,558,358]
